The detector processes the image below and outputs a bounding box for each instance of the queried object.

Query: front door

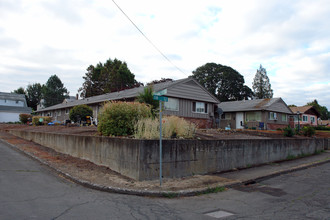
[236,112,244,129]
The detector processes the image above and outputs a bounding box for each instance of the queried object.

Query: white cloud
[0,0,329,109]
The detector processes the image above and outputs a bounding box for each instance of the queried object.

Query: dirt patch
[0,126,234,193]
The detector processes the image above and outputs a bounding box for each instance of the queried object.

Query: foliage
[79,58,143,98]
[287,104,297,107]
[301,125,316,137]
[19,114,32,124]
[192,63,253,102]
[283,126,294,137]
[315,126,330,131]
[97,102,152,136]
[69,105,93,123]
[26,83,42,111]
[32,116,52,126]
[147,78,173,86]
[13,87,26,95]
[306,99,330,120]
[134,116,196,139]
[137,86,159,115]
[252,65,273,99]
[42,75,69,107]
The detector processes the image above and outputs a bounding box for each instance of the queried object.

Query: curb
[1,138,329,197]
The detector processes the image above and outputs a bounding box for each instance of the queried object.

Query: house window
[192,102,207,113]
[269,112,277,120]
[282,114,287,122]
[221,113,231,120]
[311,116,315,124]
[65,108,69,114]
[246,112,261,122]
[302,115,308,122]
[164,98,179,111]
[58,110,61,116]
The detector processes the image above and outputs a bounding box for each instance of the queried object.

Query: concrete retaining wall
[9,130,328,181]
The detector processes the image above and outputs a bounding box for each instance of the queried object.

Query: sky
[0,0,329,109]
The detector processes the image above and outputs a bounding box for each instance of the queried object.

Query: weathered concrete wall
[9,130,328,181]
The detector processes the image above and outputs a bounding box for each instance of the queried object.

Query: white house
[0,92,32,123]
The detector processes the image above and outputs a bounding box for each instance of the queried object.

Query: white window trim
[269,112,277,120]
[302,115,308,122]
[164,97,179,111]
[192,102,208,114]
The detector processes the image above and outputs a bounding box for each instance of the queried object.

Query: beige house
[35,78,220,128]
[218,98,293,130]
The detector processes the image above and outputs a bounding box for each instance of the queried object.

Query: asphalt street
[0,140,329,220]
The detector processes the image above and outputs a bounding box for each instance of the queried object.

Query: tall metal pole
[159,100,162,186]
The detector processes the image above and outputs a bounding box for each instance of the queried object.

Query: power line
[111,0,187,76]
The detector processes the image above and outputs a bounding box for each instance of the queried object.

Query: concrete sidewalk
[1,131,329,197]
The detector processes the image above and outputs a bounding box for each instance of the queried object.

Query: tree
[26,83,42,111]
[13,87,26,95]
[191,63,253,102]
[252,65,273,99]
[79,58,142,98]
[306,99,330,120]
[137,86,159,115]
[69,105,93,123]
[288,104,297,107]
[42,75,69,108]
[147,78,173,86]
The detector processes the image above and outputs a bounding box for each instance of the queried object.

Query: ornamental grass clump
[134,116,196,139]
[97,101,152,136]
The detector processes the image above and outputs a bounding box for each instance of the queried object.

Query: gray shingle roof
[0,105,32,113]
[218,98,293,114]
[36,78,205,112]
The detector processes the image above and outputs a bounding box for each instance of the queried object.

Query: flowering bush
[97,102,152,136]
[32,116,52,126]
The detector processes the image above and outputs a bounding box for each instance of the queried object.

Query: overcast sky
[0,0,329,109]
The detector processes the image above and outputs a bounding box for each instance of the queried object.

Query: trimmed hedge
[98,102,152,136]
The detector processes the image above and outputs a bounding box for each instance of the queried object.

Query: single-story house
[35,78,220,128]
[0,92,32,123]
[218,98,293,130]
[289,106,320,128]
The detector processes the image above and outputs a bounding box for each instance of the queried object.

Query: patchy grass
[198,186,226,195]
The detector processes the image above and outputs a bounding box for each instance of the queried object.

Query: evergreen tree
[252,65,273,99]
[42,75,69,107]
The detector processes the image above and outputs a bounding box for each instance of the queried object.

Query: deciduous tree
[192,63,253,102]
[26,83,42,111]
[79,58,142,98]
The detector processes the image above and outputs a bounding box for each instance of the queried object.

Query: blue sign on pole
[153,95,168,102]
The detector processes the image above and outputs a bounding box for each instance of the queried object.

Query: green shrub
[134,116,196,139]
[98,102,152,136]
[283,126,294,137]
[302,125,316,137]
[69,105,93,123]
[19,113,32,124]
[315,126,330,131]
[32,116,52,126]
